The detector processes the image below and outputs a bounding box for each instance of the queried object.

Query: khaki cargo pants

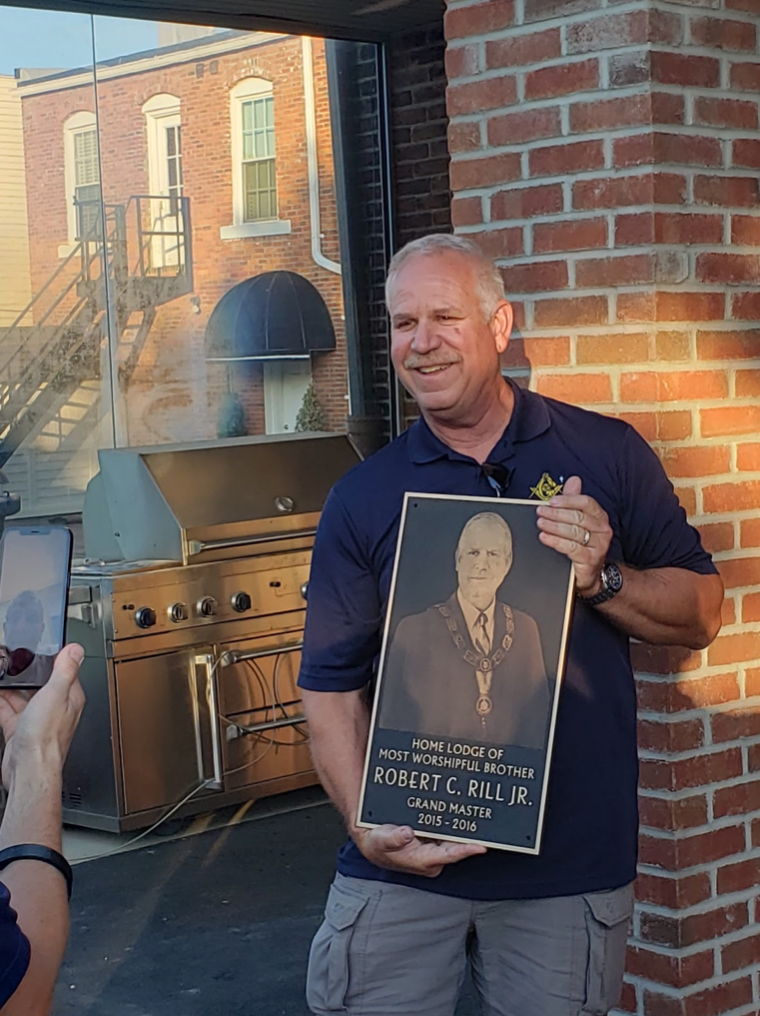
[306,873,634,1016]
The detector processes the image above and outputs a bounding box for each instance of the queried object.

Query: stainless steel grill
[63,433,359,832]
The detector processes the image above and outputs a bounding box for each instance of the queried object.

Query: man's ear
[492,300,514,355]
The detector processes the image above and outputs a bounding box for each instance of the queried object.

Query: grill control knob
[169,602,188,623]
[135,606,157,629]
[198,596,217,617]
[231,591,252,613]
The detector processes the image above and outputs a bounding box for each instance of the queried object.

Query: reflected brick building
[17,28,346,450]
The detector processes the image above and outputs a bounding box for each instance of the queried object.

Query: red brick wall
[389,22,452,246]
[445,0,760,1012]
[20,33,347,444]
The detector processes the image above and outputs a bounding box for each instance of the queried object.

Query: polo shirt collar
[406,378,551,465]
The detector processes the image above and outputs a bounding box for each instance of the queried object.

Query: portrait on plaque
[357,493,575,854]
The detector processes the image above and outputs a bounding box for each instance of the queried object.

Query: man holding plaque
[298,235,724,1016]
[379,511,550,747]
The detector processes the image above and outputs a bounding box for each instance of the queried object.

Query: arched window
[63,110,100,247]
[221,78,290,240]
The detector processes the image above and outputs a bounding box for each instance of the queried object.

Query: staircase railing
[0,193,193,456]
[0,238,104,418]
[129,194,192,282]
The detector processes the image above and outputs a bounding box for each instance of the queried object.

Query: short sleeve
[298,488,383,692]
[0,882,30,1007]
[619,427,717,575]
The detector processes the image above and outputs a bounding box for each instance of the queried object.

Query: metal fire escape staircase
[0,196,193,469]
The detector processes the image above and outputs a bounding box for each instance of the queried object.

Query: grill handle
[195,653,223,790]
[188,530,317,556]
[230,714,306,736]
[220,642,304,667]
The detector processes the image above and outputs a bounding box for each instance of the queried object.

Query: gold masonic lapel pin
[529,472,564,501]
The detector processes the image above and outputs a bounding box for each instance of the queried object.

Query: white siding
[0,76,31,327]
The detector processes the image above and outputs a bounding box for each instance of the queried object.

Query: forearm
[0,760,69,1016]
[592,567,723,649]
[301,687,370,834]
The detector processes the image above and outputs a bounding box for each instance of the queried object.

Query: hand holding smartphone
[0,526,72,688]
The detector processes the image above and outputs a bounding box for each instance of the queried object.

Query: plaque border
[356,491,576,854]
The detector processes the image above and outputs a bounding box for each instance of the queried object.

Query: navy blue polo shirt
[299,380,716,900]
[0,882,30,1005]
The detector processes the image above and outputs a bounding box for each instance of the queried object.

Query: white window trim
[221,77,290,241]
[143,93,181,193]
[60,110,98,258]
[143,94,182,269]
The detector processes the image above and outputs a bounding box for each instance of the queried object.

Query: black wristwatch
[579,562,624,607]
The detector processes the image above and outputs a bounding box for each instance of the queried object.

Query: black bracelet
[0,844,72,900]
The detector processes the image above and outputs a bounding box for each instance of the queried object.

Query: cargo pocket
[581,884,634,1016]
[306,883,369,1014]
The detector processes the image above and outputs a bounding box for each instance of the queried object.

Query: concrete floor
[58,791,480,1016]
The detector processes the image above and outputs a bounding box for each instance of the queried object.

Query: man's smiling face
[388,251,510,423]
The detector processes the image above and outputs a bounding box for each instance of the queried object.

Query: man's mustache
[403,355,461,370]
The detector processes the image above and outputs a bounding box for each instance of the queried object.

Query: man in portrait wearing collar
[379,511,549,748]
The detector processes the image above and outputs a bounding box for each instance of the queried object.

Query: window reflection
[0,13,107,516]
[0,12,383,517]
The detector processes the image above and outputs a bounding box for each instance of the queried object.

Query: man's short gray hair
[456,512,513,561]
[385,234,505,321]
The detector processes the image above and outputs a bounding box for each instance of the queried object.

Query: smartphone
[0,526,72,688]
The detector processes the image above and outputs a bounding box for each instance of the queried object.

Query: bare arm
[301,687,370,831]
[0,644,85,1016]
[0,759,68,1016]
[591,566,723,649]
[537,477,723,650]
[301,687,485,876]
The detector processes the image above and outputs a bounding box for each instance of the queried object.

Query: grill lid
[83,431,360,564]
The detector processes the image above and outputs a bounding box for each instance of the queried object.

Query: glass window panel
[242,100,253,133]
[244,159,276,222]
[75,182,102,238]
[0,11,387,522]
[0,8,111,519]
[74,129,99,187]
[89,21,385,494]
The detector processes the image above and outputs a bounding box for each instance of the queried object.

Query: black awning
[205,270,337,361]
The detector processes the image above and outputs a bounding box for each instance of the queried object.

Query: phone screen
[0,526,72,687]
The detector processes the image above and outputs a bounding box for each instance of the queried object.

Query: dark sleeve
[0,882,30,1007]
[618,427,717,575]
[298,488,383,692]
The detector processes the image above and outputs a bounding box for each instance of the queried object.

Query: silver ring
[582,529,591,546]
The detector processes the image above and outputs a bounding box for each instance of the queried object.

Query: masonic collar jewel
[530,472,564,501]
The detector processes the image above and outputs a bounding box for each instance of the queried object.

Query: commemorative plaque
[357,493,575,853]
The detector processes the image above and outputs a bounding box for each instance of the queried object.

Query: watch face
[604,563,623,593]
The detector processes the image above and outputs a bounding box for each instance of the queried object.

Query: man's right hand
[353,824,486,877]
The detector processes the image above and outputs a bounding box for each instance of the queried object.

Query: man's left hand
[535,476,612,596]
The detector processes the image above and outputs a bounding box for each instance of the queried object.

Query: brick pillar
[445,1,760,1013]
